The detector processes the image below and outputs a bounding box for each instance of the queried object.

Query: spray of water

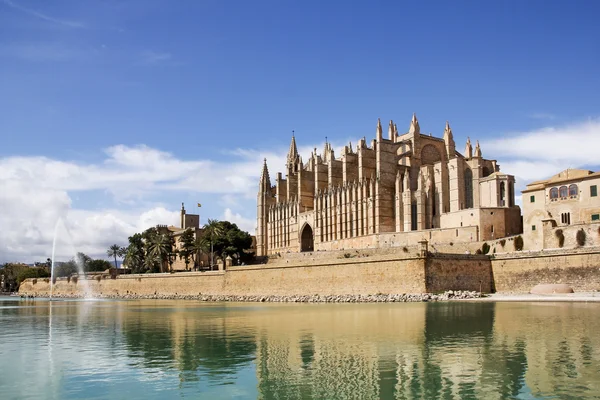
[49,218,92,299]
[50,221,59,299]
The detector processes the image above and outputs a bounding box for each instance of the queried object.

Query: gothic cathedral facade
[256,114,522,256]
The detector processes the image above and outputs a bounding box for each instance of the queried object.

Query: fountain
[49,218,93,299]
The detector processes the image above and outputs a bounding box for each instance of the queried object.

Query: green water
[0,298,599,399]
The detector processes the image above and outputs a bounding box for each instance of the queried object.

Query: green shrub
[475,249,482,255]
[576,229,587,247]
[514,235,524,251]
[481,243,490,255]
[555,229,565,248]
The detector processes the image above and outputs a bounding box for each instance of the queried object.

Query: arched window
[559,186,568,198]
[569,184,578,196]
[550,187,559,199]
[499,182,506,207]
[464,169,473,209]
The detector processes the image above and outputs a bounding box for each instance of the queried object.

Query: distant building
[256,114,522,256]
[157,203,208,271]
[522,169,600,250]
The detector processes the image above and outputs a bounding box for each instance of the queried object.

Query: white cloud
[2,0,85,28]
[482,118,600,188]
[223,208,255,233]
[0,143,285,263]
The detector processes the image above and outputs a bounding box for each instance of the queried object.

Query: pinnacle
[288,135,298,159]
[409,113,420,134]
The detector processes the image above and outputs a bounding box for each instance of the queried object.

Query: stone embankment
[22,290,483,302]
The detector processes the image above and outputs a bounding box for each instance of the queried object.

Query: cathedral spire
[474,140,482,158]
[444,121,455,159]
[444,121,453,140]
[288,132,298,159]
[376,118,383,141]
[260,158,271,188]
[388,120,394,140]
[409,113,420,135]
[287,132,299,169]
[464,137,473,158]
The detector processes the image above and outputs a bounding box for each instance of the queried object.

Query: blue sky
[1,0,599,262]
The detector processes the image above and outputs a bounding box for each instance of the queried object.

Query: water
[1,299,599,400]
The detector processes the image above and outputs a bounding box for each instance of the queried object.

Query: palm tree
[144,253,160,273]
[124,246,143,273]
[203,219,223,269]
[107,244,125,269]
[148,234,172,273]
[178,228,195,271]
[192,236,205,270]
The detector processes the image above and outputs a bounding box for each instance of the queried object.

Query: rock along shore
[21,290,484,302]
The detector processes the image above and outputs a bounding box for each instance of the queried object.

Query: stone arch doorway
[300,224,314,252]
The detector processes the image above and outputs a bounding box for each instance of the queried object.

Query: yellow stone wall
[491,247,600,292]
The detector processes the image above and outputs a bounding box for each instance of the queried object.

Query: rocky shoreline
[19,290,485,302]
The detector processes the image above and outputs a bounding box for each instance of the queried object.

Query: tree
[124,233,145,273]
[75,252,92,270]
[86,259,112,272]
[202,219,224,269]
[178,228,195,271]
[148,233,172,273]
[192,236,205,270]
[1,263,29,292]
[54,260,78,278]
[107,244,126,269]
[202,220,253,269]
[17,267,50,286]
[144,253,160,273]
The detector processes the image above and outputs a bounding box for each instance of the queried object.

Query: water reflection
[1,299,600,399]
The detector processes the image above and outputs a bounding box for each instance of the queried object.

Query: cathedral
[256,114,522,256]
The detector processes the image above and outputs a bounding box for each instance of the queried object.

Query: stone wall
[425,254,492,293]
[20,255,427,297]
[491,247,600,292]
[21,247,600,297]
[19,252,494,297]
[543,221,600,250]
